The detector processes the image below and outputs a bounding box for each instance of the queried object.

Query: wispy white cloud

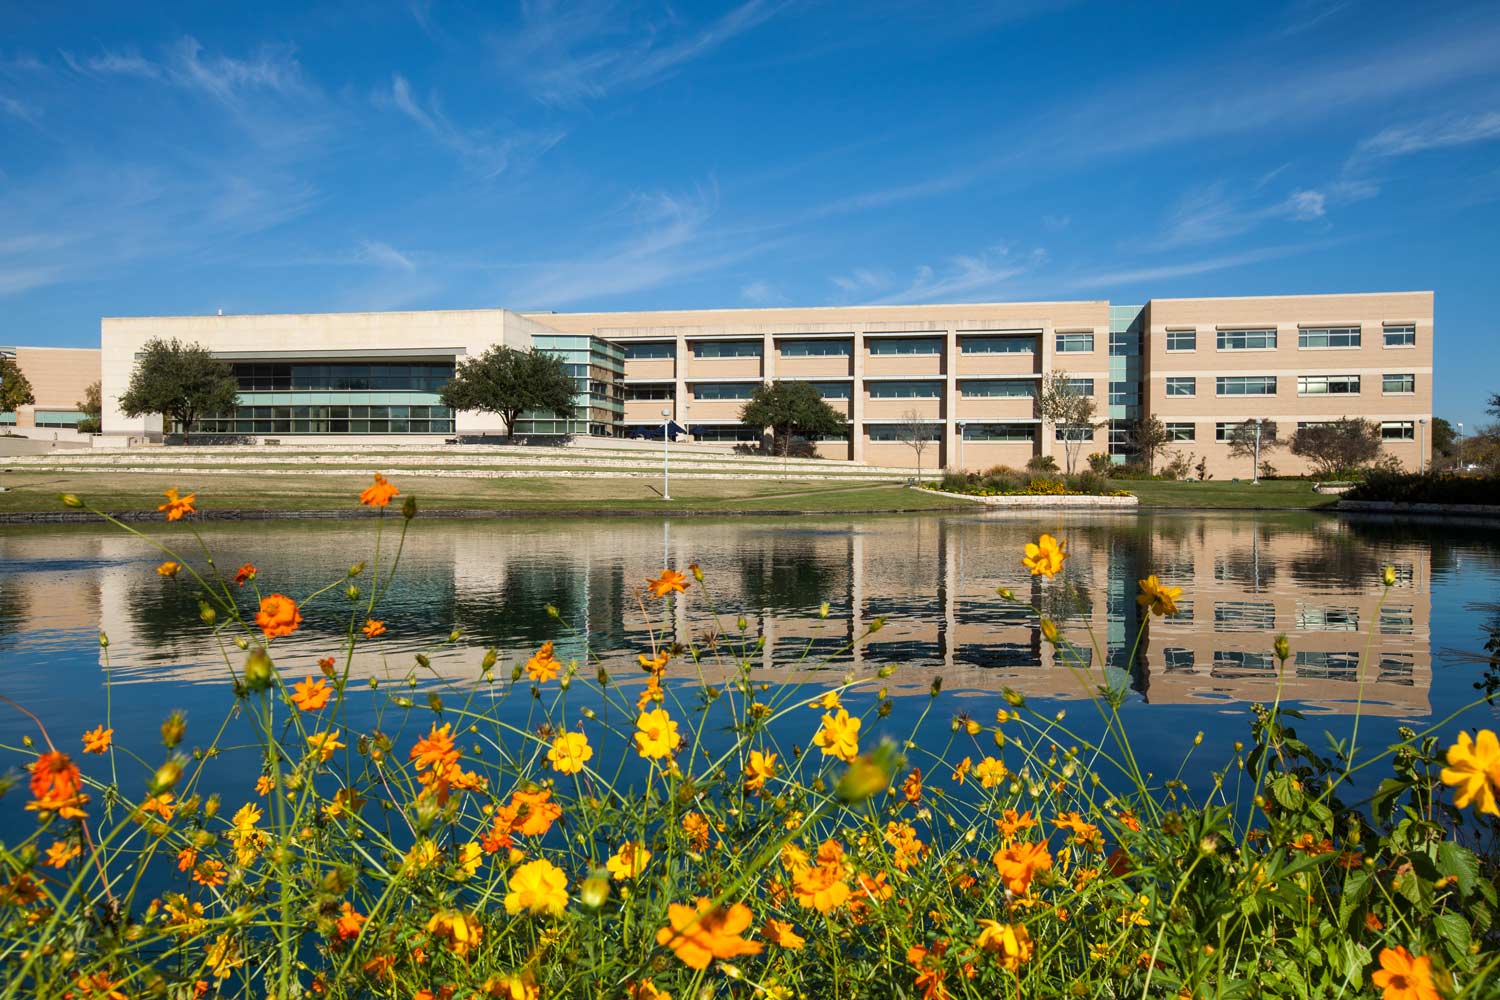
[498,0,785,106]
[0,94,35,122]
[358,240,417,272]
[739,280,781,305]
[866,246,1046,305]
[62,47,161,79]
[1279,0,1357,37]
[1061,245,1316,292]
[0,265,64,298]
[829,268,891,295]
[1155,182,1329,249]
[1355,110,1500,159]
[379,74,563,178]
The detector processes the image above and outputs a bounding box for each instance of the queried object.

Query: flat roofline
[522,299,1111,319]
[1146,291,1433,304]
[3,345,101,352]
[102,307,513,322]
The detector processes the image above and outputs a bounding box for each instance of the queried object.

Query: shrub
[1344,470,1500,506]
[1160,450,1194,481]
[1025,454,1059,474]
[1064,470,1109,494]
[6,488,1494,999]
[1086,452,1113,474]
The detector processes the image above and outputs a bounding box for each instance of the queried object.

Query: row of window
[650,379,1051,400]
[192,404,455,435]
[229,362,455,393]
[1163,374,1418,397]
[1164,325,1417,352]
[1166,420,1421,443]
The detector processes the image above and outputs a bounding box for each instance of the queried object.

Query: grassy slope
[0,471,968,515]
[1122,478,1336,509]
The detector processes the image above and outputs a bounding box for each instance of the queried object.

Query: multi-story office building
[6,290,1435,477]
[0,345,101,441]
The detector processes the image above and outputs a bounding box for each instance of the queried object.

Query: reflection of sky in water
[1,511,1498,835]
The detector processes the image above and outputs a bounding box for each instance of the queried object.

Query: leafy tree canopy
[1289,418,1383,478]
[0,355,35,413]
[118,339,240,440]
[76,380,102,434]
[739,380,846,455]
[439,346,576,439]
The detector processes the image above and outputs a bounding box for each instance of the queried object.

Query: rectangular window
[1215,422,1234,441]
[1109,332,1139,357]
[779,339,851,357]
[691,382,757,400]
[961,423,1035,441]
[0,411,15,426]
[1383,324,1416,347]
[1164,648,1195,672]
[868,424,941,441]
[960,335,1037,354]
[1295,651,1361,677]
[1216,376,1277,396]
[1165,377,1196,397]
[1298,326,1362,349]
[1382,373,1415,394]
[1297,375,1360,395]
[868,380,943,399]
[1381,421,1415,440]
[624,385,675,401]
[1108,381,1138,406]
[621,342,674,360]
[1296,605,1360,631]
[1062,378,1094,396]
[1217,328,1278,350]
[807,381,851,399]
[33,410,86,428]
[692,340,761,358]
[1213,651,1278,676]
[1213,601,1277,632]
[1166,422,1196,441]
[1380,606,1414,635]
[868,337,943,355]
[1055,424,1095,442]
[689,425,760,443]
[959,379,1034,398]
[1055,332,1095,353]
[1165,330,1197,352]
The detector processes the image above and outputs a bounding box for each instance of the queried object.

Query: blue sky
[2,1,1498,427]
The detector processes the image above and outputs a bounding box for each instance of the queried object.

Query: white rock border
[913,487,1138,508]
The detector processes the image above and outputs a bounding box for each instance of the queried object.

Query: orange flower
[318,656,336,676]
[526,641,561,682]
[233,563,257,586]
[646,568,689,598]
[177,847,198,871]
[638,650,671,673]
[792,861,851,913]
[655,899,763,969]
[192,859,227,887]
[505,789,562,838]
[290,676,332,712]
[359,472,400,508]
[681,812,711,851]
[27,750,88,819]
[902,768,923,805]
[743,750,778,792]
[45,839,81,868]
[426,909,484,956]
[334,902,366,942]
[158,487,196,522]
[1370,946,1440,1000]
[157,561,181,578]
[762,918,806,949]
[996,809,1035,838]
[256,594,303,638]
[993,840,1052,895]
[139,792,176,821]
[410,723,461,773]
[81,726,113,755]
[362,619,386,638]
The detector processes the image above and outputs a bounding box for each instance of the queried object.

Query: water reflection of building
[2,515,1431,717]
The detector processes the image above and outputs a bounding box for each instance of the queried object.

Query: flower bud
[448,629,461,643]
[997,587,1014,600]
[415,653,431,670]
[151,757,184,793]
[203,794,221,819]
[348,562,365,577]
[427,693,443,714]
[877,664,895,679]
[930,677,943,697]
[818,601,830,619]
[99,632,109,649]
[1040,618,1059,644]
[481,648,498,670]
[868,616,885,633]
[160,711,187,748]
[1003,689,1025,708]
[346,585,361,601]
[690,563,704,582]
[545,603,559,618]
[198,601,217,626]
[234,636,249,651]
[402,496,417,520]
[580,874,610,909]
[1274,634,1290,662]
[243,648,277,692]
[1382,565,1396,587]
[60,493,84,508]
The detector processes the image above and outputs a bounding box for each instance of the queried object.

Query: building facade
[73,290,1438,476]
[0,346,102,441]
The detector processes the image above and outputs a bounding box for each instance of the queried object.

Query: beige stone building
[5,290,1435,476]
[0,346,102,442]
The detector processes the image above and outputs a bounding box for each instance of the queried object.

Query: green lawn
[0,470,968,517]
[1119,477,1337,509]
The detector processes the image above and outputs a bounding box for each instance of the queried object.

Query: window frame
[1215,328,1278,351]
[1165,329,1197,352]
[1055,332,1095,353]
[867,337,943,356]
[1165,376,1196,397]
[1381,373,1416,395]
[1215,375,1278,397]
[1380,421,1415,441]
[1165,422,1196,441]
[1382,324,1417,348]
[1296,374,1361,396]
[1297,326,1362,350]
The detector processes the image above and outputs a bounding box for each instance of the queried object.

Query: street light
[1418,417,1427,474]
[661,408,672,500]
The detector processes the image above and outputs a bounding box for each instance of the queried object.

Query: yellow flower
[547,731,593,775]
[526,641,561,682]
[975,756,1007,788]
[426,909,484,958]
[1136,575,1182,616]
[404,839,441,873]
[455,842,484,880]
[744,750,778,792]
[792,861,850,913]
[1439,729,1500,816]
[634,708,681,760]
[156,561,181,577]
[812,709,861,763]
[976,920,1033,971]
[504,858,569,916]
[809,690,841,710]
[1021,533,1067,577]
[606,841,652,880]
[306,729,345,764]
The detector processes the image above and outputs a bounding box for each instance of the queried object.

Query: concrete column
[762,332,776,383]
[674,332,689,426]
[1039,323,1054,464]
[944,327,958,470]
[851,327,866,463]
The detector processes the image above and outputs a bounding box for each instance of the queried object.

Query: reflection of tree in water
[1343,517,1500,577]
[454,562,627,652]
[738,541,844,613]
[1214,548,1277,591]
[0,580,28,645]
[1467,603,1500,704]
[1288,533,1387,587]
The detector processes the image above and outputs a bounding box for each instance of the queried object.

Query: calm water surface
[2,510,1497,821]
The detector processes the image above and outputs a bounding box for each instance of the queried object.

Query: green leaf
[1437,841,1480,896]
[1433,912,1472,965]
[1339,870,1372,930]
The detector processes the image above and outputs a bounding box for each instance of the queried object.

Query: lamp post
[1457,422,1464,470]
[661,408,672,500]
[955,422,965,472]
[1418,417,1427,474]
[1251,420,1263,486]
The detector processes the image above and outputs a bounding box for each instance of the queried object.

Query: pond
[2,510,1498,826]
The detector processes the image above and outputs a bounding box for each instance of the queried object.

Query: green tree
[1289,418,1382,477]
[76,380,102,434]
[738,380,846,456]
[1126,416,1171,475]
[117,339,240,441]
[0,354,35,414]
[439,345,576,440]
[1038,370,1100,474]
[1226,419,1282,482]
